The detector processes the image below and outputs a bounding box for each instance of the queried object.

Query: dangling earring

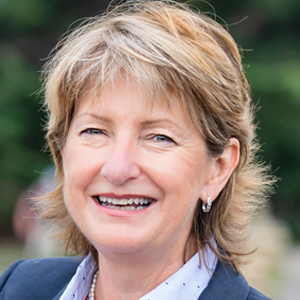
[202,197,212,213]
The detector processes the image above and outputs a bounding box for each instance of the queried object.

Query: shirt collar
[59,253,96,300]
[59,248,217,300]
[139,248,217,300]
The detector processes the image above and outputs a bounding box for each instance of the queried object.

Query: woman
[0,1,274,299]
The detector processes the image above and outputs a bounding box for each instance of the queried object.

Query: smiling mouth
[95,196,154,211]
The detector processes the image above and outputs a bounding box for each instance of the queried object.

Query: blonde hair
[40,0,274,270]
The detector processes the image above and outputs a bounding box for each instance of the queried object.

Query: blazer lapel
[198,260,249,300]
[52,283,69,300]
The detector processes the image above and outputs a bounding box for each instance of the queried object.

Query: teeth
[101,203,146,211]
[128,198,134,205]
[119,199,128,205]
[97,196,153,209]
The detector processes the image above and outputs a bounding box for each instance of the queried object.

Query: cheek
[143,150,207,193]
[171,155,209,194]
[62,147,96,195]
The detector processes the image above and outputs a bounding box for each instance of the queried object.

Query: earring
[202,197,212,213]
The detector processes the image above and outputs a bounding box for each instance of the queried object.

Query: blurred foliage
[198,0,300,240]
[0,0,111,234]
[0,0,299,238]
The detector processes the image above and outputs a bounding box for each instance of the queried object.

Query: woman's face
[62,79,217,258]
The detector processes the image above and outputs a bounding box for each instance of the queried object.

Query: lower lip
[92,198,154,217]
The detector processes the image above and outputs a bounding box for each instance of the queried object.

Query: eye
[152,134,176,144]
[81,128,105,135]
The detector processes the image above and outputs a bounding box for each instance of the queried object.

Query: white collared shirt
[59,248,217,300]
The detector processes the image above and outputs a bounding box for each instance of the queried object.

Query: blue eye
[82,128,104,135]
[153,134,175,143]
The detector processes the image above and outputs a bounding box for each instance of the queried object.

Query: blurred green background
[0,0,299,240]
[1,0,299,298]
[0,0,110,237]
[0,0,300,299]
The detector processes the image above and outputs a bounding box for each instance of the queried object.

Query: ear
[200,138,240,203]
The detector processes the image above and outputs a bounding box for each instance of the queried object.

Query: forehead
[75,78,188,118]
[75,78,190,121]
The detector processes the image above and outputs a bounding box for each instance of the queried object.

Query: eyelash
[152,134,176,144]
[81,129,176,145]
[81,128,104,135]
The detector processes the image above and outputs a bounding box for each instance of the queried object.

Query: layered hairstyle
[40,0,274,269]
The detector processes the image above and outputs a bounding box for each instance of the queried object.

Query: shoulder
[198,260,273,300]
[247,287,272,300]
[0,257,82,300]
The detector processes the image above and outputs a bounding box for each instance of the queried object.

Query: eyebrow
[76,113,185,131]
[75,112,113,124]
[141,119,184,131]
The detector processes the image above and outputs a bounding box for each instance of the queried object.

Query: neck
[95,241,197,300]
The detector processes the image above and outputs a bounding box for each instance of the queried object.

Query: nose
[100,142,141,185]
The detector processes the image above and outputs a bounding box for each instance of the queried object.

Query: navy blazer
[0,257,272,300]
